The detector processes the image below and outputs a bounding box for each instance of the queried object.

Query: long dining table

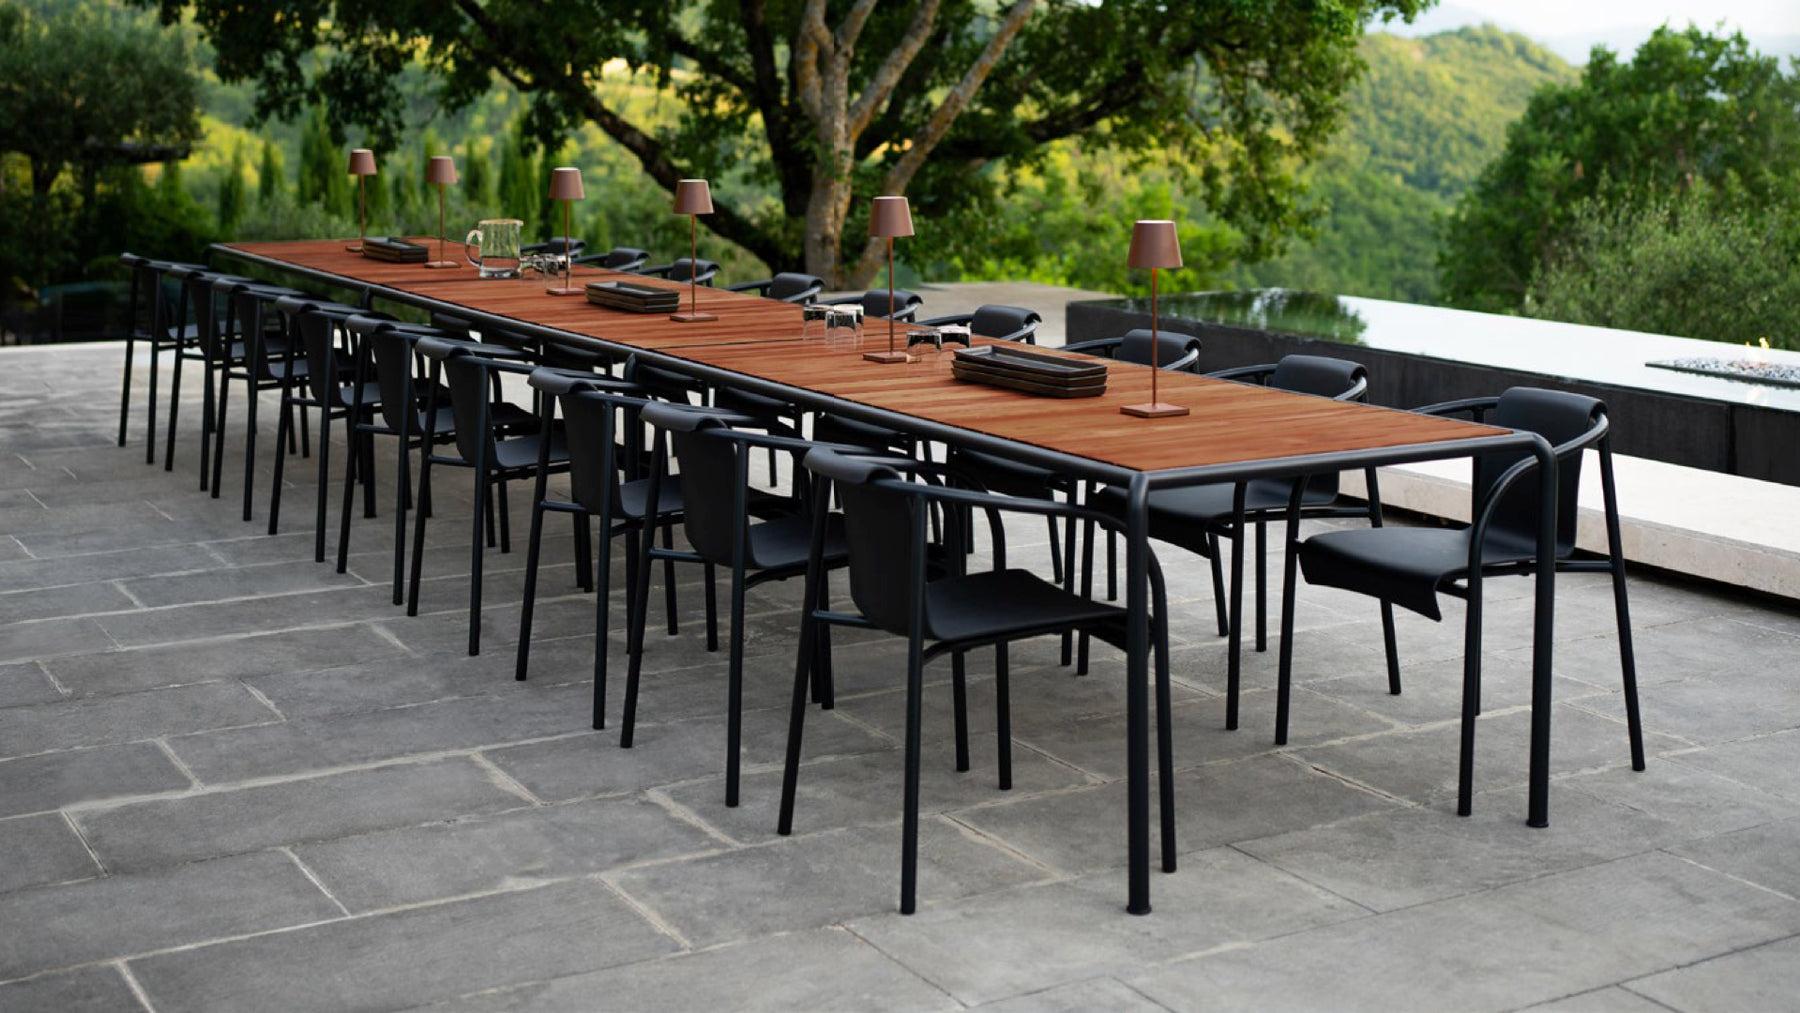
[211,238,1564,915]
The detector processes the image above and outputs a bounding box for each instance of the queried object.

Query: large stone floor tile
[0,813,101,893]
[1292,704,1679,810]
[1668,817,1800,899]
[954,754,1399,874]
[1580,664,1800,746]
[94,583,405,647]
[1656,729,1800,803]
[1125,852,1800,1013]
[0,964,145,1011]
[849,847,1362,1006]
[167,683,595,783]
[409,927,955,1013]
[0,544,209,594]
[1559,758,1800,842]
[1623,933,1800,1013]
[0,681,277,759]
[118,559,368,608]
[1521,985,1691,1012]
[611,819,1050,947]
[669,732,1096,845]
[973,977,1170,1012]
[1549,615,1800,690]
[77,757,529,873]
[0,661,62,709]
[127,879,679,1013]
[293,795,723,913]
[0,851,340,978]
[0,617,114,666]
[42,624,407,698]
[0,582,137,624]
[483,709,892,803]
[0,742,190,817]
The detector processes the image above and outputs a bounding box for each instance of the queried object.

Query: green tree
[495,119,538,225]
[296,105,350,216]
[216,144,247,232]
[145,0,1427,285]
[1524,188,1800,349]
[0,4,202,195]
[257,139,285,206]
[1440,26,1800,312]
[463,138,493,209]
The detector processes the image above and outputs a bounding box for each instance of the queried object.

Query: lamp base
[345,243,363,253]
[546,285,583,297]
[669,312,718,323]
[862,350,913,364]
[423,261,458,270]
[1120,402,1190,419]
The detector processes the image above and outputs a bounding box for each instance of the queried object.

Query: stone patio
[2,338,1798,1012]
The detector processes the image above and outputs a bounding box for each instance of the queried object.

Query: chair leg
[777,592,817,836]
[725,559,747,807]
[899,631,926,915]
[298,403,310,457]
[950,651,971,774]
[1456,580,1484,817]
[812,572,836,709]
[1047,514,1063,585]
[391,442,410,604]
[573,514,592,593]
[1255,519,1268,653]
[1225,527,1245,731]
[1059,505,1077,667]
[198,359,215,491]
[1380,602,1402,695]
[1106,528,1117,601]
[406,456,433,616]
[515,501,548,681]
[590,518,613,730]
[995,644,1012,790]
[1077,512,1098,676]
[1601,447,1647,771]
[703,562,719,652]
[336,424,362,574]
[361,429,377,519]
[621,524,657,749]
[467,473,488,656]
[1275,501,1304,746]
[145,337,161,464]
[209,368,231,500]
[1208,534,1228,637]
[119,335,135,447]
[662,521,680,636]
[1154,614,1175,873]
[268,396,292,536]
[162,344,184,472]
[241,379,260,522]
[313,405,332,563]
[496,477,511,553]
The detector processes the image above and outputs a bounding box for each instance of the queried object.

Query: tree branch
[846,0,941,139]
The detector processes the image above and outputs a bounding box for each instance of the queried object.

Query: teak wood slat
[224,238,1504,474]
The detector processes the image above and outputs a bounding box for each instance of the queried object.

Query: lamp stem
[437,184,445,264]
[358,174,367,248]
[1150,265,1159,406]
[689,212,698,317]
[887,237,896,355]
[564,200,573,290]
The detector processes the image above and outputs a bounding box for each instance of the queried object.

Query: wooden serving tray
[952,343,1108,380]
[362,237,429,263]
[586,280,679,312]
[952,361,1108,398]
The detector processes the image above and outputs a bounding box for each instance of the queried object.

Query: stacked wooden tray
[951,344,1108,398]
[361,237,430,264]
[585,279,681,313]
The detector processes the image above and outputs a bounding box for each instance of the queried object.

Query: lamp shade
[672,178,713,215]
[1127,219,1181,269]
[347,148,377,176]
[426,156,458,186]
[869,195,914,238]
[549,166,585,200]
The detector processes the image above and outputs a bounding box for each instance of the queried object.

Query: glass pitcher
[464,219,524,278]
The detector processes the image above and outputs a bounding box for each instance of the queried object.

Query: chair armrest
[1166,347,1201,372]
[915,313,974,328]
[1061,337,1121,357]
[1205,363,1278,384]
[1334,375,1369,402]
[1414,396,1501,421]
[637,264,675,278]
[725,280,772,294]
[527,366,643,395]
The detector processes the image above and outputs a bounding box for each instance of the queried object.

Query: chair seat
[950,447,1062,498]
[745,513,848,571]
[492,427,564,471]
[617,475,683,521]
[924,569,1123,643]
[1300,526,1539,622]
[1091,479,1340,553]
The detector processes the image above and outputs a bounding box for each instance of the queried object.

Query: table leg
[1528,436,1556,828]
[1126,474,1151,915]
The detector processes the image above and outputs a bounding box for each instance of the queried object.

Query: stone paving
[2,339,1799,1012]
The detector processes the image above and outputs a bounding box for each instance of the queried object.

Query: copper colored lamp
[863,195,914,364]
[546,167,586,295]
[1119,219,1189,418]
[669,179,717,322]
[424,156,458,269]
[345,149,377,252]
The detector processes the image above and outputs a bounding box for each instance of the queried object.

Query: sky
[1387,0,1800,63]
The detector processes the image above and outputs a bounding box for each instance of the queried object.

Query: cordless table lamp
[424,156,458,269]
[546,167,585,295]
[863,195,914,364]
[669,179,717,322]
[1119,219,1188,418]
[345,149,377,252]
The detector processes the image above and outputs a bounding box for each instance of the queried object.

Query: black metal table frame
[213,245,1562,916]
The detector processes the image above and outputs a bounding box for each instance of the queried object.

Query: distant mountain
[1385,7,1799,66]
[1228,26,1574,303]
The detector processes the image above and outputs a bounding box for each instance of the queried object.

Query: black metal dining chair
[725,272,826,304]
[915,304,1042,344]
[637,258,720,285]
[1088,354,1389,728]
[620,402,845,808]
[819,288,922,324]
[201,275,308,503]
[116,254,207,464]
[573,247,651,272]
[1277,386,1646,816]
[778,446,1177,914]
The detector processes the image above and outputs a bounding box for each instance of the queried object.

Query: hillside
[1226,26,1574,302]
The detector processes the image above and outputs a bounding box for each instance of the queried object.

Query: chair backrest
[535,237,584,256]
[669,258,720,284]
[1116,328,1198,369]
[860,289,922,320]
[768,273,825,303]
[1268,354,1365,399]
[600,247,650,270]
[639,402,745,567]
[294,307,357,406]
[1477,387,1603,555]
[557,387,655,515]
[804,449,919,637]
[969,305,1040,340]
[435,350,507,467]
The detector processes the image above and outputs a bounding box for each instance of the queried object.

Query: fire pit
[1648,340,1800,389]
